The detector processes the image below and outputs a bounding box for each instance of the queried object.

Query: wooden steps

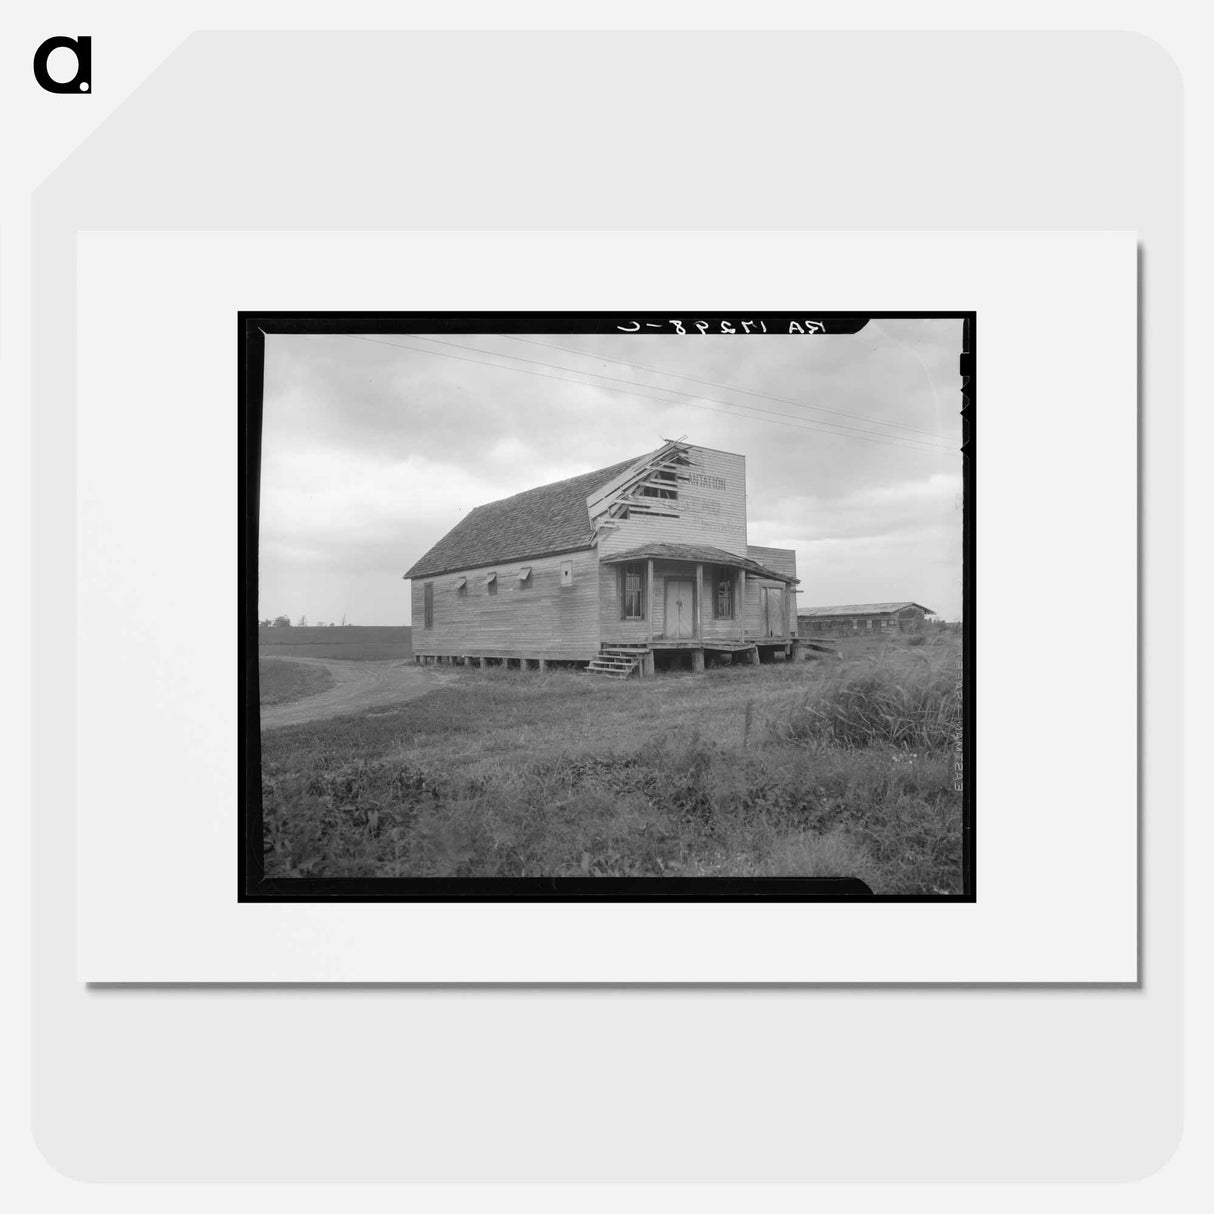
[587,646,648,679]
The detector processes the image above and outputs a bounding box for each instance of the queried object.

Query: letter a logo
[33,35,92,93]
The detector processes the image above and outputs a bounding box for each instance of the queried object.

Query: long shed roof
[404,454,644,579]
[798,601,933,617]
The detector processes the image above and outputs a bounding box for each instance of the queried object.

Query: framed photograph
[35,19,1168,1184]
[74,228,1134,982]
[241,311,974,901]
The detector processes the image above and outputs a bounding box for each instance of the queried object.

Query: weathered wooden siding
[746,545,798,638]
[596,447,748,558]
[600,560,688,642]
[747,544,797,580]
[598,562,650,645]
[700,564,745,643]
[410,548,600,659]
[743,577,785,639]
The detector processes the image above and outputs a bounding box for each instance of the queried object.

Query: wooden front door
[762,586,785,638]
[664,579,697,639]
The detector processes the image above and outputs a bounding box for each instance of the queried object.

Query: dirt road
[260,657,449,729]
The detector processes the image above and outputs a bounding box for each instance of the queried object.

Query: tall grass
[770,645,961,750]
[260,640,965,893]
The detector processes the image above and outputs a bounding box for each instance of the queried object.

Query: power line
[403,332,956,451]
[501,332,951,442]
[345,333,956,456]
[344,333,958,457]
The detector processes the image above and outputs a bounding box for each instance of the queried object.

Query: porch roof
[601,542,799,584]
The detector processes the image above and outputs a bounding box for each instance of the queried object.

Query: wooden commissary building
[404,440,800,678]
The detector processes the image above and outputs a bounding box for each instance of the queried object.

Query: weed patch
[770,646,961,750]
[260,641,965,892]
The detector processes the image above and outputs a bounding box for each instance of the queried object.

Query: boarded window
[518,566,532,588]
[423,583,434,629]
[713,568,735,619]
[621,563,645,620]
[560,560,573,588]
[486,571,498,596]
[454,576,467,595]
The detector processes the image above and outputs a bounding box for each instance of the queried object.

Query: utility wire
[399,332,955,451]
[346,332,955,456]
[501,333,951,442]
[344,333,957,457]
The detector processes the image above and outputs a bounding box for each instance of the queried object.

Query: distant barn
[404,440,800,677]
[797,601,934,636]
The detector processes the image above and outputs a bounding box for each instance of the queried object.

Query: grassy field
[259,658,335,706]
[258,625,413,661]
[260,634,965,892]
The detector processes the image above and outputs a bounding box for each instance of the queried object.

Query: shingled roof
[404,455,645,579]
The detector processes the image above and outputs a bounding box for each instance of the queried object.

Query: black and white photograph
[242,313,973,898]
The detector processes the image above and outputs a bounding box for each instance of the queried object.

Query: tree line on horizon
[259,613,349,628]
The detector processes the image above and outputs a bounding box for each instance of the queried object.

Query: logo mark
[33,35,91,93]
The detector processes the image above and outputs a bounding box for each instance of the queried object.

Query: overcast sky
[258,321,964,624]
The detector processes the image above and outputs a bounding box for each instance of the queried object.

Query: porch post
[646,559,654,644]
[737,568,746,643]
[695,564,703,638]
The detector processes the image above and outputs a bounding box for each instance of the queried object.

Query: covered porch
[597,542,801,676]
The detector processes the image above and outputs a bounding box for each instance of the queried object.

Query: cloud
[258,322,966,622]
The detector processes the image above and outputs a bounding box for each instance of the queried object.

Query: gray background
[32,32,1180,1180]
